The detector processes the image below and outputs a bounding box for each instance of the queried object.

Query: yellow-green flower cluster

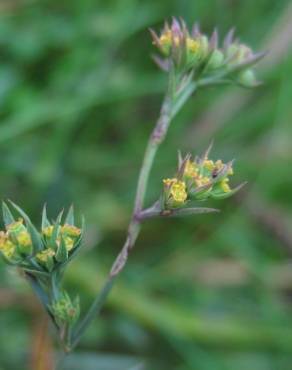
[0,218,32,262]
[163,178,188,208]
[0,203,83,273]
[51,292,80,327]
[162,150,240,210]
[37,223,82,270]
[151,18,209,71]
[151,18,265,86]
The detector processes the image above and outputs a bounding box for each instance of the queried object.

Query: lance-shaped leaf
[8,201,44,252]
[65,205,74,226]
[48,210,64,250]
[41,204,50,229]
[46,255,55,272]
[55,236,68,263]
[2,202,15,227]
[223,28,235,50]
[163,207,219,217]
[210,182,247,199]
[139,203,218,220]
[228,51,267,74]
[23,267,50,279]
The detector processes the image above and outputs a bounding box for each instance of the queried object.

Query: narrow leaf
[41,204,50,229]
[167,207,220,217]
[211,182,247,199]
[55,236,68,263]
[2,201,15,227]
[8,201,44,252]
[65,205,74,226]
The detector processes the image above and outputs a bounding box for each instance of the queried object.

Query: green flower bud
[237,69,257,87]
[51,292,80,327]
[208,49,224,69]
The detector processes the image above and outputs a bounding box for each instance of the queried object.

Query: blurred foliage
[0,0,292,369]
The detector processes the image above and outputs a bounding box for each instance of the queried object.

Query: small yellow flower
[195,175,210,187]
[215,160,224,170]
[42,225,54,237]
[0,232,15,259]
[186,37,200,53]
[203,159,215,171]
[17,231,32,247]
[219,178,231,193]
[163,178,176,187]
[227,166,234,176]
[159,30,172,46]
[7,218,25,234]
[64,237,74,251]
[170,180,187,204]
[163,178,188,206]
[61,224,81,238]
[36,248,55,263]
[184,160,198,178]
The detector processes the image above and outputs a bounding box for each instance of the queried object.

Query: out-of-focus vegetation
[0,0,292,369]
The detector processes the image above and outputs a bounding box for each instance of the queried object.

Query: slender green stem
[70,70,197,350]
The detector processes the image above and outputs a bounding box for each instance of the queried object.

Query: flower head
[151,18,209,72]
[151,18,265,86]
[162,146,243,210]
[51,292,80,327]
[163,178,188,209]
[36,248,55,263]
[0,231,16,260]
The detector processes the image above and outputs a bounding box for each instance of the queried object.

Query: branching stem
[70,70,197,350]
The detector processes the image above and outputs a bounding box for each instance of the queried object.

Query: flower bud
[0,231,16,261]
[237,68,257,87]
[36,248,56,271]
[51,292,80,327]
[164,148,242,204]
[226,43,253,65]
[208,49,224,69]
[163,178,188,209]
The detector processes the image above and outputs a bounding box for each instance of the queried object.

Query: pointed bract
[2,202,15,227]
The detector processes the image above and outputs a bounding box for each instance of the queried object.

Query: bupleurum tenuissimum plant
[0,18,265,355]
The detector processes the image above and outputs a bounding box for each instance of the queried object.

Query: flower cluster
[51,292,80,328]
[151,18,265,87]
[0,219,32,261]
[162,148,243,210]
[0,202,83,273]
[0,202,84,340]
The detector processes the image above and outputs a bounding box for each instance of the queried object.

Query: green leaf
[46,255,55,272]
[8,200,44,252]
[49,209,64,249]
[2,201,15,227]
[166,207,220,217]
[23,267,50,278]
[55,236,68,263]
[65,205,75,225]
[210,182,247,199]
[41,204,50,229]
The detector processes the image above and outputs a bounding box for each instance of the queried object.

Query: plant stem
[70,71,197,349]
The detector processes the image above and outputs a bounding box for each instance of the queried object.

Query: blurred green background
[0,0,292,369]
